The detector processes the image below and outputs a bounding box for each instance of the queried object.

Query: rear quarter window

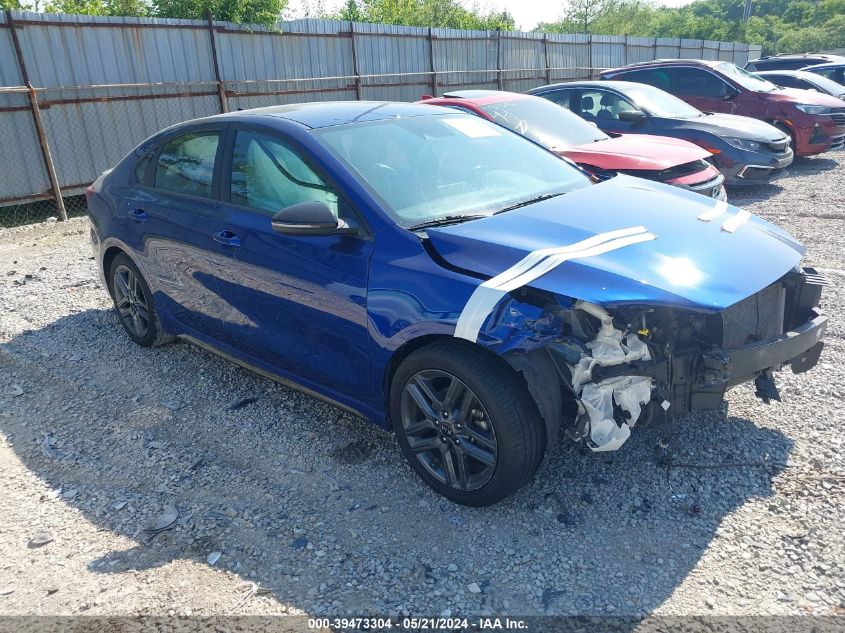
[134,155,151,185]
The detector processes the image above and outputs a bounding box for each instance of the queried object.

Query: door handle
[130,208,148,223]
[212,230,241,247]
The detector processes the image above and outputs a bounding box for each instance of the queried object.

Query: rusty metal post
[543,34,551,85]
[428,27,437,96]
[495,29,503,90]
[350,22,362,100]
[6,10,66,221]
[206,11,228,113]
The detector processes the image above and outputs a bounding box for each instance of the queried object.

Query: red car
[601,60,845,155]
[419,91,726,200]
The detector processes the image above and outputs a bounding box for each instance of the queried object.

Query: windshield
[717,62,777,92]
[622,83,703,118]
[314,114,590,228]
[476,97,608,148]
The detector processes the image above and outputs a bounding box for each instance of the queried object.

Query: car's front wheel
[391,341,545,506]
[108,253,173,347]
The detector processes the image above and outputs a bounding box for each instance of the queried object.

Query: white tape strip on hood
[453,227,656,342]
[697,199,729,222]
[721,209,752,233]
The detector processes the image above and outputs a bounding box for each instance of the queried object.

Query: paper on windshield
[443,117,502,138]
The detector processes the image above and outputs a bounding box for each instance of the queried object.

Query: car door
[671,67,738,114]
[130,126,228,339]
[208,126,374,398]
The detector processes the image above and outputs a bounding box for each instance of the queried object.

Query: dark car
[755,70,845,100]
[528,80,793,185]
[419,90,726,200]
[600,59,845,155]
[804,62,845,86]
[87,102,827,506]
[745,53,845,72]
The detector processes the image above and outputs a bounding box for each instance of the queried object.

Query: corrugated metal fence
[0,10,763,225]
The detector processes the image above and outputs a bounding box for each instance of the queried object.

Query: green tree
[539,0,845,55]
[562,0,613,33]
[329,0,514,30]
[44,0,150,16]
[338,0,362,21]
[152,0,286,24]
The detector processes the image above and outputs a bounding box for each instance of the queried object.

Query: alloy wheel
[400,369,497,491]
[112,264,150,338]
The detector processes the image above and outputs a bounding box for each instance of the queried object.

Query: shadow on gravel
[727,183,784,204]
[0,308,795,616]
[791,156,839,175]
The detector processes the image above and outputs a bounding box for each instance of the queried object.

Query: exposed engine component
[568,301,655,452]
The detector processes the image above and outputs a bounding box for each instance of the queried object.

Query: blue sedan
[87,102,827,505]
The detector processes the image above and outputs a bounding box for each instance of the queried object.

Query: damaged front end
[492,266,827,452]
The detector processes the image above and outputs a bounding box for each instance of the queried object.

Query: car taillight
[86,170,110,205]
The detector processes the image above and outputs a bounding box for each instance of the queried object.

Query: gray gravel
[0,154,844,618]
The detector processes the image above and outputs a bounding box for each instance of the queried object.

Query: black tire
[107,253,173,347]
[774,122,795,152]
[390,340,545,506]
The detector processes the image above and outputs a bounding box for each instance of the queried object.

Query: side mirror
[617,109,647,124]
[271,201,358,237]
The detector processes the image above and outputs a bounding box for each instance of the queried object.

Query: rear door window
[539,89,573,109]
[615,68,673,92]
[672,68,731,98]
[768,75,803,89]
[154,131,220,199]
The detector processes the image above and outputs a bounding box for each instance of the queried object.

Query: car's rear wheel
[108,253,172,347]
[390,341,545,506]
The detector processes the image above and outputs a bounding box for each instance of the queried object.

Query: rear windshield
[476,97,608,148]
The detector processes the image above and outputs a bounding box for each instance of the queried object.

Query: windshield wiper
[408,214,488,231]
[493,192,565,215]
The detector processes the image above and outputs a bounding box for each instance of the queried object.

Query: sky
[285,0,696,30]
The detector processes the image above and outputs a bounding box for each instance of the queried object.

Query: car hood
[559,134,711,170]
[768,87,845,107]
[661,113,787,142]
[425,176,804,312]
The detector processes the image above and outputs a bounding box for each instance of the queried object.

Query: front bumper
[716,147,794,186]
[667,168,726,200]
[795,118,845,156]
[729,309,827,379]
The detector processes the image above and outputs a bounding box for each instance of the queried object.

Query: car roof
[602,59,725,74]
[756,69,820,80]
[805,61,845,70]
[195,101,448,129]
[751,53,844,62]
[437,90,531,104]
[529,80,646,92]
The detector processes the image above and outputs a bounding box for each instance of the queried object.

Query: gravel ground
[0,155,844,621]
